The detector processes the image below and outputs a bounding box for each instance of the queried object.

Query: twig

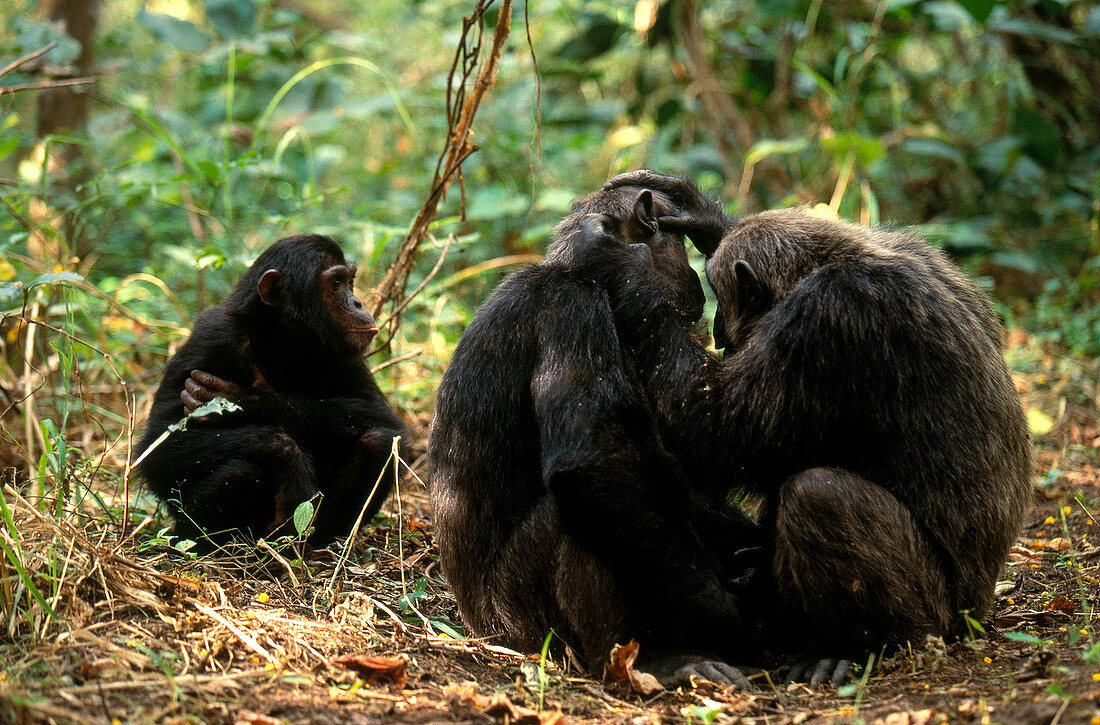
[367,233,454,356]
[0,42,58,79]
[0,77,96,95]
[370,351,421,375]
[371,0,514,330]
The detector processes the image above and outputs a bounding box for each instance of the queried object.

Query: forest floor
[1,334,1099,725]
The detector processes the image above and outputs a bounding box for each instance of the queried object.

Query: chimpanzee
[429,186,764,688]
[593,171,1034,684]
[137,234,404,547]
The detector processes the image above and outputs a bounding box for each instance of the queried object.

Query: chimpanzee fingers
[183,376,217,403]
[180,388,203,414]
[787,659,810,683]
[190,369,232,392]
[792,658,851,686]
[603,170,693,200]
[829,659,853,686]
[603,169,663,191]
[711,662,753,689]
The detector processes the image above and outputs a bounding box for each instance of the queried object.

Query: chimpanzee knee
[773,468,951,651]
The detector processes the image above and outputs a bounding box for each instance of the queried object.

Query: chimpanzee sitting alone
[594,171,1033,684]
[429,187,763,687]
[137,234,404,546]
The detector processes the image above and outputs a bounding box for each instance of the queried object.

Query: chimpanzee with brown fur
[429,187,764,687]
[137,234,404,547]
[591,171,1033,684]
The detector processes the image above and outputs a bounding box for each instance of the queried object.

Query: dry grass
[1,336,1099,725]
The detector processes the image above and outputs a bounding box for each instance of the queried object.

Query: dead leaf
[331,653,409,688]
[484,695,563,724]
[604,640,664,696]
[879,709,936,725]
[994,610,1050,629]
[1008,545,1041,563]
[234,711,280,725]
[1045,595,1077,614]
[605,640,639,682]
[1045,537,1071,552]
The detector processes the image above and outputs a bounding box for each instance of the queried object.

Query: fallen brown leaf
[604,640,663,696]
[234,711,280,725]
[484,694,564,724]
[331,653,409,688]
[1045,537,1071,552]
[1008,545,1041,563]
[1045,595,1077,614]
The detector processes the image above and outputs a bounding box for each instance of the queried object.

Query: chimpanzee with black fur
[592,171,1033,684]
[137,234,404,546]
[429,187,763,687]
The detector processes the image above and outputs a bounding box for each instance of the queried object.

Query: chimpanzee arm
[182,371,403,447]
[530,279,747,643]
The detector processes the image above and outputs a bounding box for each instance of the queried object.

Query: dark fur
[137,234,404,546]
[428,188,762,685]
[600,172,1033,660]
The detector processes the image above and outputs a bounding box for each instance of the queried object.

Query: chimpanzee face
[319,263,377,353]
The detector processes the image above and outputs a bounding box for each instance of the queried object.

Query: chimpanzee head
[228,234,378,356]
[706,210,850,352]
[550,185,706,322]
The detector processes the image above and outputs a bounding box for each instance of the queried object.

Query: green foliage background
[0,0,1097,428]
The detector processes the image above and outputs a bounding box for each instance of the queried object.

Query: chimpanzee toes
[788,657,852,686]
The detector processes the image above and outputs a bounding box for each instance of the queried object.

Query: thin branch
[0,77,96,96]
[370,0,513,330]
[0,42,58,79]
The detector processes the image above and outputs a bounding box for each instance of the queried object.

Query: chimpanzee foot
[640,654,753,689]
[787,656,852,686]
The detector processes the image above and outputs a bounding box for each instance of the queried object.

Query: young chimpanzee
[429,186,763,688]
[137,234,404,547]
[595,171,1033,684]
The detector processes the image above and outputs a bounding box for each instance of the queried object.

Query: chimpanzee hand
[603,170,730,255]
[181,370,250,413]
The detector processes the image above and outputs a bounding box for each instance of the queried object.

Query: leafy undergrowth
[1,336,1098,725]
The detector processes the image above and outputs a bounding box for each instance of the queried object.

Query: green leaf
[430,619,465,639]
[137,9,210,52]
[167,397,243,433]
[292,500,315,537]
[1003,631,1043,644]
[956,0,996,23]
[744,137,811,166]
[195,160,222,184]
[205,0,258,37]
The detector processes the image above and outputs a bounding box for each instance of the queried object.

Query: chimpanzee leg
[771,468,951,657]
[309,427,403,543]
[486,499,749,688]
[146,425,317,542]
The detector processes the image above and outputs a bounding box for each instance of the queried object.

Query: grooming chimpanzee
[137,234,404,547]
[594,171,1033,684]
[429,186,764,687]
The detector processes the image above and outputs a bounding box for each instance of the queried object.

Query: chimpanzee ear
[734,260,773,313]
[631,190,658,237]
[257,269,283,307]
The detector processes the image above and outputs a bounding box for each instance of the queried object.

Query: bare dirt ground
[1,337,1098,725]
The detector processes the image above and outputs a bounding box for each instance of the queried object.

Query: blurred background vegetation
[0,0,1097,484]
